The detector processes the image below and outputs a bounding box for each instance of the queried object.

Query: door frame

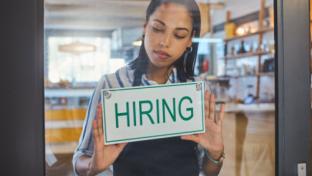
[275,0,311,175]
[0,0,45,175]
[1,0,311,175]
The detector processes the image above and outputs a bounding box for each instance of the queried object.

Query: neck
[146,64,172,84]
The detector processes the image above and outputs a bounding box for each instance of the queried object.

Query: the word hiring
[114,96,194,128]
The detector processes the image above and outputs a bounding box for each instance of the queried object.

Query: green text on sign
[114,96,194,128]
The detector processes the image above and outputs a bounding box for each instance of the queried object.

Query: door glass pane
[44,0,276,175]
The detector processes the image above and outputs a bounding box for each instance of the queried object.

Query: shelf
[45,88,93,98]
[257,72,275,77]
[224,103,275,113]
[224,27,274,42]
[207,77,231,82]
[226,72,274,78]
[46,142,78,154]
[223,51,271,60]
[45,120,84,129]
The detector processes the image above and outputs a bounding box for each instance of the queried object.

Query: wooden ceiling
[44,0,226,31]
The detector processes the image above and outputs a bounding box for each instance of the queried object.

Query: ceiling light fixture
[58,41,97,55]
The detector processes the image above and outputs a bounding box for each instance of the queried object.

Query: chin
[149,59,171,68]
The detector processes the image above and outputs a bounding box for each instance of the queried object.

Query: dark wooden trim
[0,0,45,175]
[275,0,311,175]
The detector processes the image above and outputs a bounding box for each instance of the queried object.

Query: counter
[221,103,275,176]
[224,103,275,113]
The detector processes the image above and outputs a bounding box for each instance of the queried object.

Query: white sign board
[101,81,205,145]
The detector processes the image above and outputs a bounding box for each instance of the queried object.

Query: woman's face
[144,3,193,69]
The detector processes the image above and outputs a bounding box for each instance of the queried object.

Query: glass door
[43,0,277,175]
[2,0,312,175]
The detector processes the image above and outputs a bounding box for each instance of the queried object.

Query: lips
[154,50,171,60]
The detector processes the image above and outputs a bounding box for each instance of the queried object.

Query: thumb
[116,143,128,151]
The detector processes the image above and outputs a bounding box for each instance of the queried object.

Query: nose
[160,34,171,48]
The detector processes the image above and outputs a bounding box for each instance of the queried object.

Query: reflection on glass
[44,0,276,176]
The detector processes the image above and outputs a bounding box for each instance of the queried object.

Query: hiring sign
[101,82,205,145]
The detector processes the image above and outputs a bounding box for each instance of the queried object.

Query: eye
[152,26,164,33]
[174,32,188,39]
[175,35,187,39]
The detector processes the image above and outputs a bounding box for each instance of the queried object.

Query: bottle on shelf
[221,0,274,100]
[225,11,236,39]
[237,40,247,54]
[244,84,256,104]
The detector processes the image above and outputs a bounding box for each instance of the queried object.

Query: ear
[187,31,196,47]
[187,39,193,48]
[143,23,147,36]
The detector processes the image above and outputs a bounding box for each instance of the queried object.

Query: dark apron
[113,137,199,176]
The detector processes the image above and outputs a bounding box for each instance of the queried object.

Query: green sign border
[101,81,205,144]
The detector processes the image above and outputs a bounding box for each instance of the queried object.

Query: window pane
[44,0,276,175]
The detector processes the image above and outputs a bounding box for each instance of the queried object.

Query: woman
[73,0,225,175]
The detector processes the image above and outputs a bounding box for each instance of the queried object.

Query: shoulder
[99,65,134,89]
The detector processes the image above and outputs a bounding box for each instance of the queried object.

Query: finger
[111,143,127,154]
[97,112,103,134]
[205,92,208,120]
[92,121,100,154]
[181,134,200,143]
[97,104,102,119]
[217,103,225,126]
[205,91,210,121]
[96,104,103,134]
[209,94,216,122]
[99,117,106,145]
[116,143,128,151]
[93,119,100,144]
[95,104,105,144]
[181,135,200,143]
[205,115,212,129]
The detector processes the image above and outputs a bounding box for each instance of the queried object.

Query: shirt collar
[141,67,178,86]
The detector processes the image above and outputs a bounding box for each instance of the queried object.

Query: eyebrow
[153,19,190,33]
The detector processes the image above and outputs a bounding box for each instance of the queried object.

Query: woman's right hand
[88,104,127,176]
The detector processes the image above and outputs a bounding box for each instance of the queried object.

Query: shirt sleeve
[197,144,207,176]
[72,75,113,176]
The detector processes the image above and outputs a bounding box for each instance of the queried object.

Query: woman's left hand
[181,91,225,160]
